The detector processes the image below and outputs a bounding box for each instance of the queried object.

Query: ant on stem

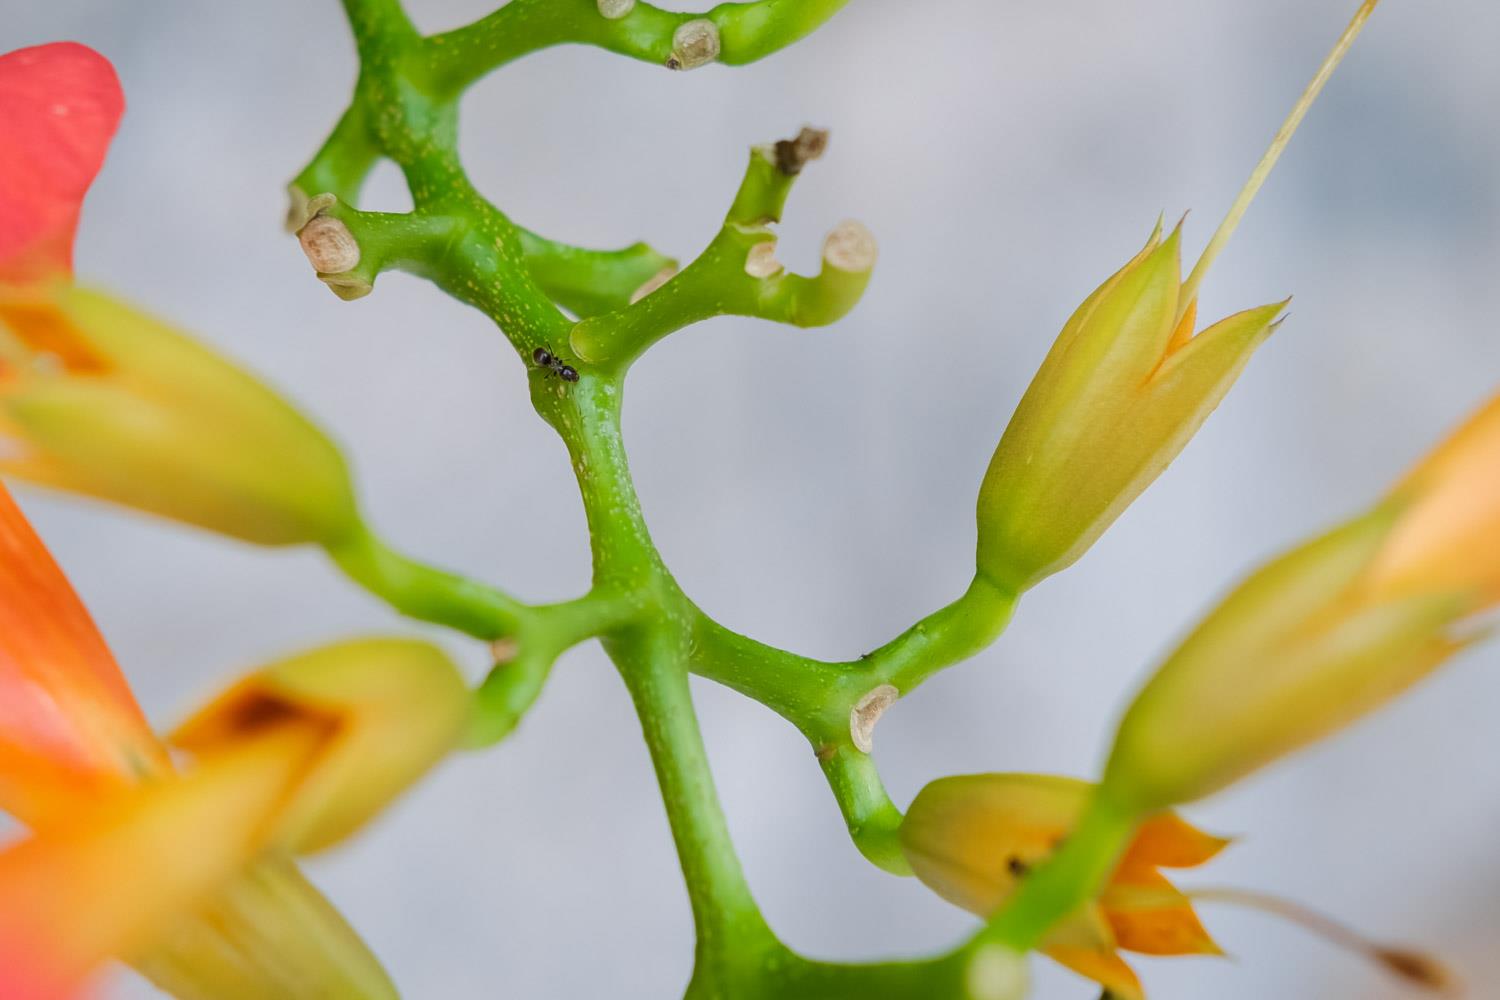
[532,346,579,383]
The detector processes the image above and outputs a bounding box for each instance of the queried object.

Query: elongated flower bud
[1105,393,1500,811]
[976,224,1284,593]
[0,284,359,546]
[171,638,471,854]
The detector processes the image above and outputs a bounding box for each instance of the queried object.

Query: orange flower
[0,481,466,998]
[900,773,1225,999]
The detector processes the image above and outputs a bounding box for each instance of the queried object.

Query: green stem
[690,576,1018,738]
[819,745,909,875]
[326,523,524,640]
[610,626,777,973]
[469,590,644,747]
[422,0,857,95]
[977,788,1140,953]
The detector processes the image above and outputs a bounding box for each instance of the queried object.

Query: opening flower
[900,773,1225,1000]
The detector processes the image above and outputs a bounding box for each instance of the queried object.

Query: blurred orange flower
[900,773,1226,999]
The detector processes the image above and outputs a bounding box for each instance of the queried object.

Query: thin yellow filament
[1177,0,1382,323]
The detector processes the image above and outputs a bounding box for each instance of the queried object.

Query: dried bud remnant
[299,216,360,275]
[629,264,678,304]
[667,19,720,71]
[774,127,830,175]
[596,0,635,19]
[850,684,899,753]
[743,241,783,279]
[823,220,878,273]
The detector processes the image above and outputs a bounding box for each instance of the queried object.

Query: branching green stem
[295,1,1037,994]
[420,0,855,96]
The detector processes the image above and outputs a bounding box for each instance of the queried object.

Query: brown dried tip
[774,127,830,176]
[1375,948,1460,994]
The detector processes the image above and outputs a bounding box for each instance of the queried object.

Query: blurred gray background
[4,1,1499,997]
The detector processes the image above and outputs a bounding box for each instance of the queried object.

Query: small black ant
[532,346,579,383]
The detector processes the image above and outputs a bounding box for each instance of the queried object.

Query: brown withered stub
[1373,947,1458,994]
[774,127,830,175]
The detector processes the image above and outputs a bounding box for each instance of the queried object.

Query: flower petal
[0,481,164,827]
[1043,943,1145,1000]
[0,43,123,284]
[1120,812,1230,871]
[135,855,398,1000]
[0,727,319,998]
[172,637,470,853]
[1101,870,1223,957]
[1371,393,1500,608]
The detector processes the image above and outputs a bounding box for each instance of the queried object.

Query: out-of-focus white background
[4,1,1498,997]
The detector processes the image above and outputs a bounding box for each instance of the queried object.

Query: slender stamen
[1189,887,1457,995]
[1177,0,1381,322]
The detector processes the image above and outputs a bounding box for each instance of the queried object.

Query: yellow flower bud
[171,638,471,854]
[976,223,1284,593]
[1105,507,1471,812]
[1369,394,1500,607]
[1107,391,1500,811]
[0,283,358,546]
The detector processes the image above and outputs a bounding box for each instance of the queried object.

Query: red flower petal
[0,43,124,284]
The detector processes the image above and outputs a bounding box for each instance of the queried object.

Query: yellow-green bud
[170,638,471,854]
[975,223,1284,593]
[0,284,358,546]
[1104,509,1468,812]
